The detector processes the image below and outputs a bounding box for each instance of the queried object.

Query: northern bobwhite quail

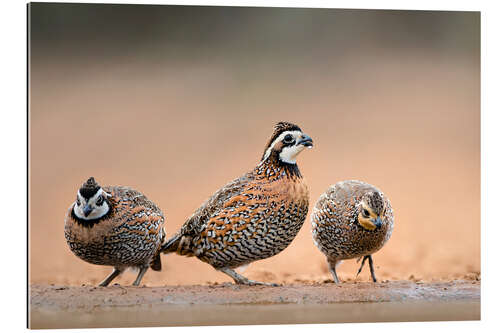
[162,122,313,285]
[311,180,394,283]
[64,177,166,287]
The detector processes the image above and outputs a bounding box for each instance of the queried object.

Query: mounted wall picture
[28,2,480,329]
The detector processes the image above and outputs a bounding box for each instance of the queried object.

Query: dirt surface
[29,280,480,328]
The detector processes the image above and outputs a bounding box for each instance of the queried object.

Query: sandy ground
[29,280,480,328]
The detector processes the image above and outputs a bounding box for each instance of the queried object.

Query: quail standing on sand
[162,122,313,285]
[64,177,166,286]
[311,180,394,283]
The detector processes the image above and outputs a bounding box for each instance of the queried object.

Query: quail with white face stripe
[162,122,313,285]
[64,177,167,286]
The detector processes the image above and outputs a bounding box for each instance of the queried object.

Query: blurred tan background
[29,4,479,286]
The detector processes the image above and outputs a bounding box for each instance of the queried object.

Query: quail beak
[298,134,313,148]
[83,204,93,217]
[371,216,383,229]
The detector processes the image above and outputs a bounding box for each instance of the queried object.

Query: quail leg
[327,258,340,284]
[99,267,123,287]
[356,255,377,282]
[132,266,149,286]
[367,255,377,282]
[219,267,279,286]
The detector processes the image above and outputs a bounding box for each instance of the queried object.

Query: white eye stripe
[76,192,85,205]
[262,130,302,162]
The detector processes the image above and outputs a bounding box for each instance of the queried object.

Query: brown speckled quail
[162,122,313,285]
[64,177,166,287]
[311,180,394,283]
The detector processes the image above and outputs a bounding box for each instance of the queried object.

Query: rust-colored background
[29,4,480,286]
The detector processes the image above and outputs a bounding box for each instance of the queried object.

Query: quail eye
[362,209,370,218]
[76,198,81,206]
[96,195,104,205]
[283,134,294,143]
